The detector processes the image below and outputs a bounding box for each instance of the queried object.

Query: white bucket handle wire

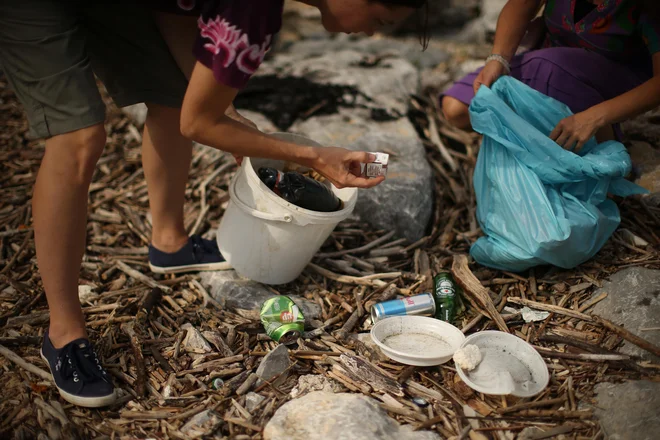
[229,177,293,223]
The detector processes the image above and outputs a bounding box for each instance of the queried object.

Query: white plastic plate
[455,331,549,397]
[370,316,466,366]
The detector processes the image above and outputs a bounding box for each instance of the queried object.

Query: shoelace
[190,235,216,262]
[58,342,109,385]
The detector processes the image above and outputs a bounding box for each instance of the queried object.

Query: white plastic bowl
[455,331,549,397]
[370,316,466,366]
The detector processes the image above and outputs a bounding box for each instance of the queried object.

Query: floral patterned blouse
[542,0,660,66]
[152,0,285,89]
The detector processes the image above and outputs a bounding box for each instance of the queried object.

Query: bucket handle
[230,179,293,223]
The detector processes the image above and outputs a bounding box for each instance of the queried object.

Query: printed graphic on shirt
[198,15,272,76]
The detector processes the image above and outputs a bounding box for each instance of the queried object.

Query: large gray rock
[292,117,432,241]
[286,37,449,70]
[259,49,419,116]
[256,344,291,387]
[122,103,148,126]
[394,0,479,32]
[458,0,508,44]
[349,133,433,242]
[593,381,660,440]
[591,268,660,360]
[290,108,418,148]
[263,392,441,440]
[200,271,321,322]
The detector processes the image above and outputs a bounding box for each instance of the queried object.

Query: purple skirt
[443,47,651,124]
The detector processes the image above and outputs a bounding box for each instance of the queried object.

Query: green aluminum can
[260,296,305,345]
[433,272,460,322]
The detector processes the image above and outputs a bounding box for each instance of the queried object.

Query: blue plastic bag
[468,77,647,272]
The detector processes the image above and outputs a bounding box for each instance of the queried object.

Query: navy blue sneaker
[149,235,231,274]
[41,331,117,408]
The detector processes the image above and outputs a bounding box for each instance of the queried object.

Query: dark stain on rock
[637,297,652,306]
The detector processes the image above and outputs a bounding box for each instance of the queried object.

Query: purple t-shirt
[157,0,284,89]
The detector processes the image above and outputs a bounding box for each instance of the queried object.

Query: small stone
[200,271,321,322]
[290,374,343,399]
[591,267,660,360]
[180,409,223,438]
[593,380,660,440]
[263,392,441,440]
[122,103,148,126]
[78,285,98,303]
[520,306,551,323]
[256,345,291,387]
[412,397,429,408]
[618,228,649,248]
[245,392,266,413]
[181,323,213,354]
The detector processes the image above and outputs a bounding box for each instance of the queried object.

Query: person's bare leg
[34,124,106,348]
[142,103,192,253]
[441,96,472,131]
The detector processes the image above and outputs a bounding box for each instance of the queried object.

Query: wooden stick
[115,261,171,292]
[533,346,630,361]
[0,230,33,275]
[593,315,660,358]
[497,396,566,414]
[427,113,458,172]
[0,344,52,381]
[516,409,592,419]
[316,230,397,259]
[507,297,592,321]
[307,263,400,287]
[190,280,223,311]
[121,322,146,397]
[452,255,509,332]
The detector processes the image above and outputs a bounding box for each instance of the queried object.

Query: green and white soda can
[433,272,460,322]
[260,296,305,345]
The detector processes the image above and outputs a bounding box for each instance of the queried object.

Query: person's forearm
[592,76,660,125]
[182,115,317,165]
[492,0,543,60]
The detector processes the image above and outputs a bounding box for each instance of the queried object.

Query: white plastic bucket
[216,133,358,285]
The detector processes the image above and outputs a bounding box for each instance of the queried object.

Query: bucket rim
[230,166,357,225]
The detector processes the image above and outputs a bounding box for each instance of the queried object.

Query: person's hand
[308,147,385,189]
[473,60,507,94]
[549,107,607,153]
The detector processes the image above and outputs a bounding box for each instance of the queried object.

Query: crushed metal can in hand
[363,152,389,178]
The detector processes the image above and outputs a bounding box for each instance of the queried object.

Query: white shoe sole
[40,352,118,408]
[149,260,232,274]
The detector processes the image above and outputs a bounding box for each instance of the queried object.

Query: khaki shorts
[0,0,188,139]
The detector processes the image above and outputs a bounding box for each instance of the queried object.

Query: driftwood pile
[1,70,660,440]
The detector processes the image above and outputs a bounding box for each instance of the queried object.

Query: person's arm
[550,53,660,151]
[181,63,383,189]
[473,0,543,93]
